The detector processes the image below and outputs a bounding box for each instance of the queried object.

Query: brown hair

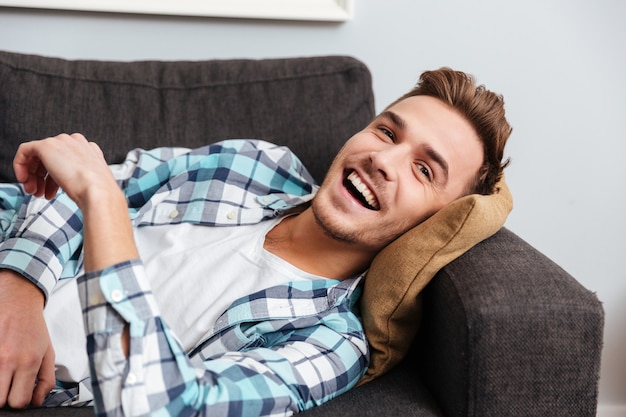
[390,68,511,195]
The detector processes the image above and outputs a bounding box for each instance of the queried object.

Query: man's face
[312,95,483,252]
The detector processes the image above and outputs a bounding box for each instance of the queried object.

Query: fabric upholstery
[0,51,375,184]
[303,360,443,417]
[359,179,513,383]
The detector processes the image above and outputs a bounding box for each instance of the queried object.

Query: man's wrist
[75,175,124,212]
[0,269,45,309]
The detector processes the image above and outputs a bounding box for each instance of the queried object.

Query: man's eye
[416,163,431,180]
[378,126,395,141]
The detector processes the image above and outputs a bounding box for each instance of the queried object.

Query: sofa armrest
[417,228,603,417]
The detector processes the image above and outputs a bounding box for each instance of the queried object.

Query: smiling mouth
[343,171,380,211]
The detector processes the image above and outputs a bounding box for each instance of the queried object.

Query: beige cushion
[358,178,513,385]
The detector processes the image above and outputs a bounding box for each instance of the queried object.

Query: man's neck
[263,209,376,281]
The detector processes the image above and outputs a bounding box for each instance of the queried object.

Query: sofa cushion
[0,51,374,184]
[358,178,513,384]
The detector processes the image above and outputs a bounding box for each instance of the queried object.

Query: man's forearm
[80,186,138,273]
[79,185,137,357]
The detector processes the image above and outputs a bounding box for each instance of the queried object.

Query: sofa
[0,51,604,416]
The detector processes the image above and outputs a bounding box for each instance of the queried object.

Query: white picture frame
[0,0,354,21]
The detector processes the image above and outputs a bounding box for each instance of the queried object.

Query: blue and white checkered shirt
[0,139,368,416]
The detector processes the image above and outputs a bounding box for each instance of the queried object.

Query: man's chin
[311,200,361,245]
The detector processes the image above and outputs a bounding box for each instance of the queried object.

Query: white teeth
[347,171,380,210]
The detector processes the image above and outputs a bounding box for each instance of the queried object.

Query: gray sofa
[0,51,603,416]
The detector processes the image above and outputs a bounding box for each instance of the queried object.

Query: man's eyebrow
[424,144,449,185]
[380,110,407,130]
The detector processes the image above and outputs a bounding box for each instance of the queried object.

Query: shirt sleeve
[76,260,368,417]
[0,189,85,299]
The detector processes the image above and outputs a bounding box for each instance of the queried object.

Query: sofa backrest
[0,51,375,184]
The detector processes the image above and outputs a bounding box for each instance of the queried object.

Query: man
[0,68,510,415]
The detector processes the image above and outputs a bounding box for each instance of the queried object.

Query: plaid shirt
[0,139,368,416]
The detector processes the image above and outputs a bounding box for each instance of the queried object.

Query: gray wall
[1,0,624,413]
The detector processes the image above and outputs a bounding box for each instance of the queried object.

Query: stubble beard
[311,198,361,245]
[310,196,408,251]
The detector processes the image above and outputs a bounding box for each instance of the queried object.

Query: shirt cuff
[77,259,161,337]
[0,237,62,300]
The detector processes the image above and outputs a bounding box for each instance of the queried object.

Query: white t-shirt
[44,217,322,383]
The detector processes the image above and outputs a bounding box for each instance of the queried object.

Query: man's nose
[369,144,410,181]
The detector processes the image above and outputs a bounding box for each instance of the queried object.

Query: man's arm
[0,133,138,408]
[0,135,242,408]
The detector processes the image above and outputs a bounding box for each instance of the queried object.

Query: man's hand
[13,133,115,206]
[0,270,56,408]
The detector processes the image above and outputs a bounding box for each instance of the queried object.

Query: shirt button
[111,289,124,303]
[262,196,272,203]
[169,209,179,219]
[226,211,236,220]
[126,373,137,384]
